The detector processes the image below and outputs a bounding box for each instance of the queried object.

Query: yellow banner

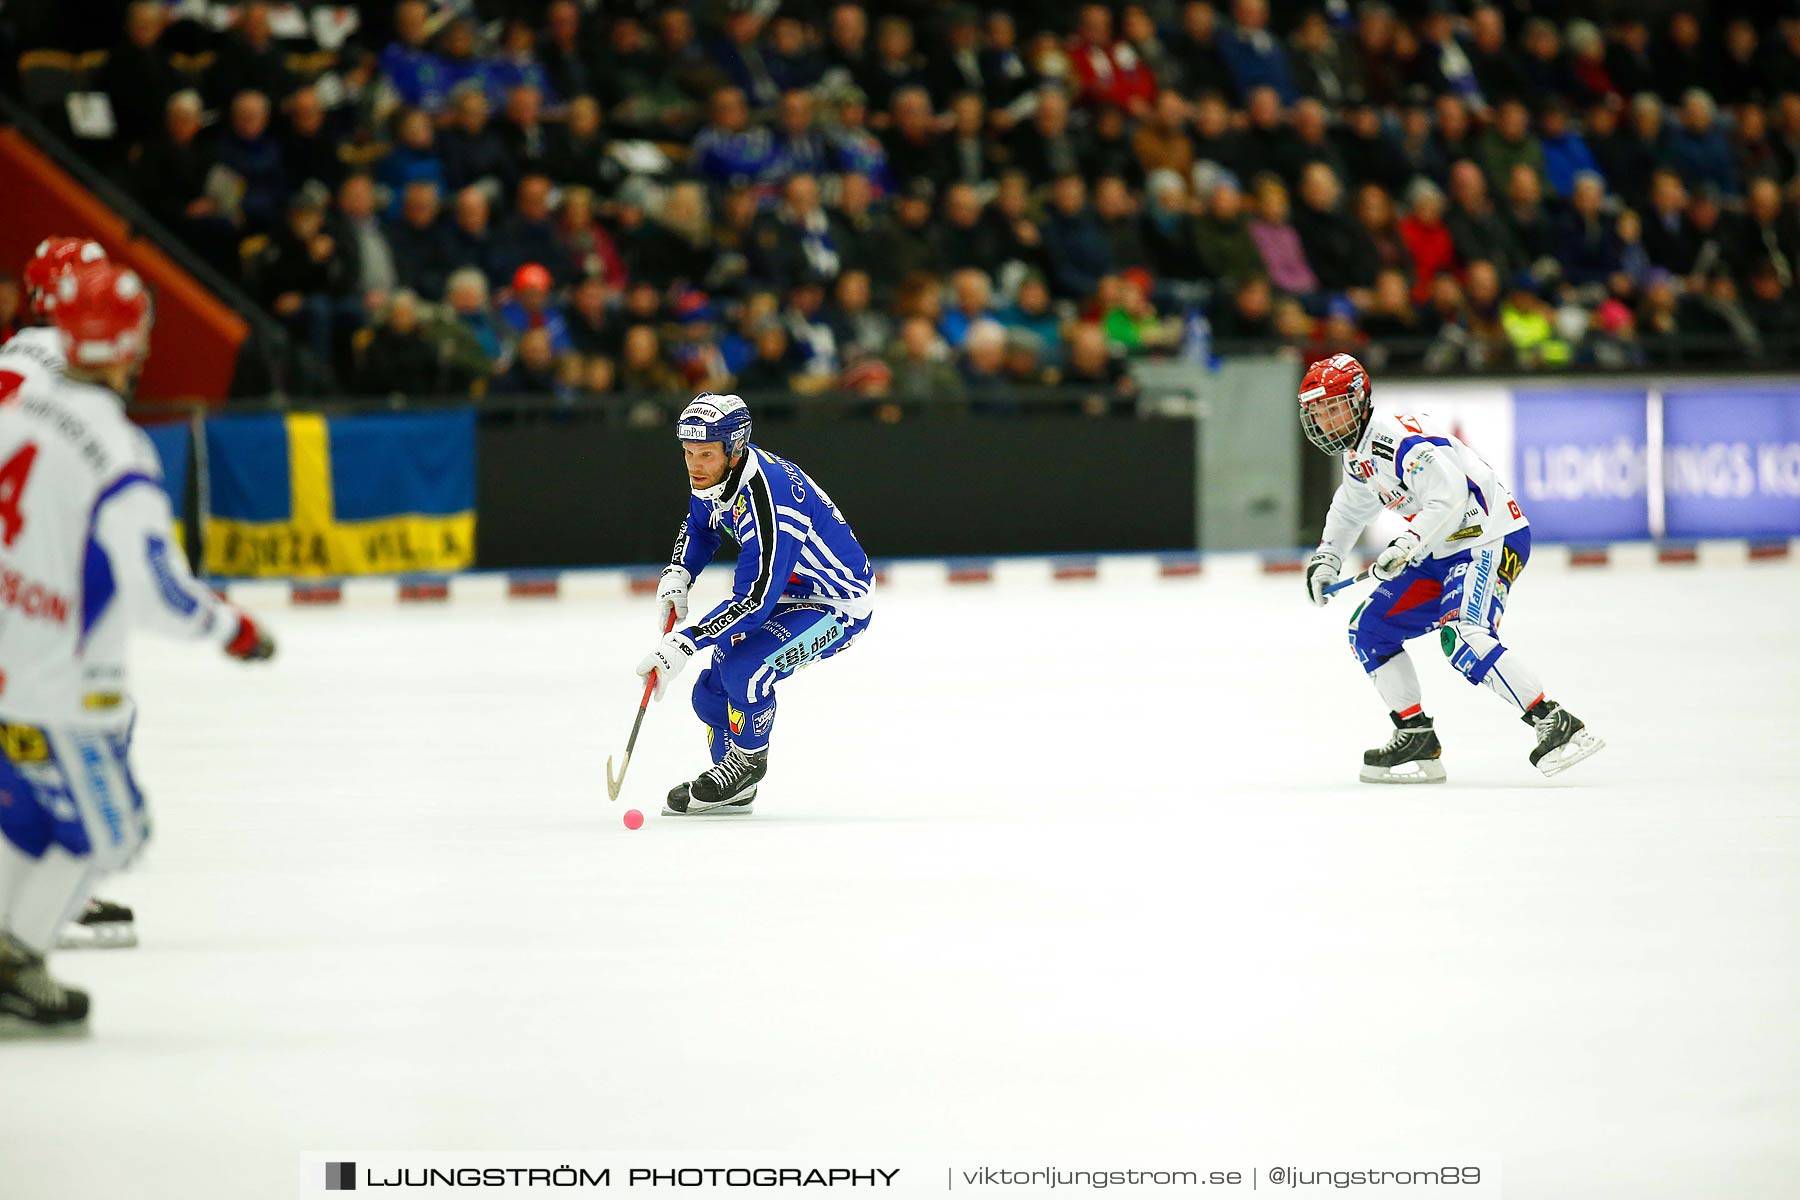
[202,513,476,577]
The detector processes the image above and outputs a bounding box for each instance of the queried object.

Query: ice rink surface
[5,557,1799,1199]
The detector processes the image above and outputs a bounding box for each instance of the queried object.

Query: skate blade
[660,802,755,817]
[1359,760,1447,784]
[0,1014,91,1039]
[1538,731,1605,778]
[57,925,138,951]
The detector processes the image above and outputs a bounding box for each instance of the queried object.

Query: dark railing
[0,92,329,397]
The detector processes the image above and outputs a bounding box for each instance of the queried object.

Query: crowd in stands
[16,0,1800,407]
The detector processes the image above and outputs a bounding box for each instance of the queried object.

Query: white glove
[1371,532,1423,581]
[1304,550,1342,606]
[635,631,697,700]
[655,566,691,631]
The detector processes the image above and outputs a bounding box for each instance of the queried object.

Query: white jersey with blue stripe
[1318,409,1528,562]
[0,373,237,729]
[671,445,874,651]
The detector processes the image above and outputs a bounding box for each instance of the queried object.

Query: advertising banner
[1510,389,1651,542]
[1662,387,1800,539]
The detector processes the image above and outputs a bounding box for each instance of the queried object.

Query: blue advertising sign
[1663,388,1800,539]
[1511,389,1650,542]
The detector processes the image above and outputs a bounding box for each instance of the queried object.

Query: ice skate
[57,898,138,950]
[1524,701,1604,777]
[664,746,766,815]
[1360,710,1447,784]
[0,938,90,1037]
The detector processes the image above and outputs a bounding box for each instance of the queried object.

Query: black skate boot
[0,937,90,1037]
[1522,699,1605,777]
[1360,711,1447,784]
[57,898,138,950]
[664,747,766,815]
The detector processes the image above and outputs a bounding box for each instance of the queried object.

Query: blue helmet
[676,392,752,459]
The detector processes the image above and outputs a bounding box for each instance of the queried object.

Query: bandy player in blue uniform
[635,395,874,814]
[1297,354,1604,783]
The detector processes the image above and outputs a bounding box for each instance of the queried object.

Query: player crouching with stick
[634,394,875,815]
[1298,354,1603,783]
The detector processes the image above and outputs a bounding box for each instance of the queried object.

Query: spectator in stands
[544,96,616,199]
[1744,259,1800,342]
[1607,21,1658,102]
[1612,94,1672,210]
[1446,159,1525,282]
[538,1,595,105]
[563,274,621,363]
[1416,9,1480,110]
[1556,173,1623,294]
[1286,99,1348,188]
[1067,2,1156,119]
[944,92,1001,187]
[692,87,778,190]
[280,87,343,194]
[608,12,711,139]
[827,89,893,196]
[1189,91,1248,182]
[554,187,626,295]
[485,18,557,109]
[754,173,844,290]
[1292,164,1373,298]
[1143,171,1203,282]
[1352,182,1411,283]
[1162,3,1226,98]
[940,269,996,350]
[433,18,484,98]
[218,90,288,234]
[1447,258,1511,369]
[864,15,926,117]
[1398,178,1455,305]
[1501,165,1558,285]
[444,267,505,371]
[382,0,450,113]
[1193,175,1262,288]
[494,327,571,399]
[932,183,1001,277]
[710,4,780,111]
[1010,87,1088,186]
[826,269,893,363]
[1360,267,1436,366]
[766,14,825,94]
[354,289,439,396]
[984,170,1049,275]
[1246,174,1317,300]
[1289,10,1356,108]
[771,89,830,182]
[1538,101,1600,200]
[1654,13,1708,105]
[135,91,235,271]
[497,85,554,181]
[441,84,515,196]
[628,181,714,291]
[1063,323,1136,417]
[387,180,455,303]
[997,272,1065,365]
[257,186,356,371]
[1685,185,1734,281]
[1431,96,1479,181]
[617,324,684,394]
[1351,3,1403,109]
[1565,22,1618,109]
[1220,0,1297,105]
[1237,87,1297,184]
[927,7,986,102]
[882,86,950,191]
[1479,100,1546,198]
[1615,207,1653,296]
[209,3,290,109]
[495,175,574,285]
[1092,176,1149,272]
[1666,90,1739,198]
[1465,6,1524,107]
[1736,179,1800,290]
[1337,102,1411,197]
[1133,91,1194,178]
[960,319,1017,411]
[1212,275,1274,340]
[104,1,176,150]
[886,316,963,403]
[447,186,507,288]
[1642,170,1699,274]
[379,108,448,213]
[781,277,840,389]
[333,173,399,317]
[1518,19,1576,107]
[1580,297,1646,368]
[1041,174,1113,300]
[1732,105,1784,191]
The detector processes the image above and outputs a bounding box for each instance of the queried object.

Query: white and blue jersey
[670,445,873,755]
[672,444,873,652]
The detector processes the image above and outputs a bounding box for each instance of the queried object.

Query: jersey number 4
[0,443,40,547]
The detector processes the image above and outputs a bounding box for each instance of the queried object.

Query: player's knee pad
[690,666,730,727]
[1439,622,1505,685]
[1347,601,1404,672]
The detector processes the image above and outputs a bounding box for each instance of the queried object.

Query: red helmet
[512,262,552,293]
[1298,353,1372,455]
[22,236,108,319]
[52,262,153,371]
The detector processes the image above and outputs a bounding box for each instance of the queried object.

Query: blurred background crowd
[5,0,1799,412]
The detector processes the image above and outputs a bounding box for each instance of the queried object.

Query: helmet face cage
[1300,389,1371,455]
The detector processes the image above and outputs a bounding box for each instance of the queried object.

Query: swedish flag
[203,411,476,577]
[141,419,189,549]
